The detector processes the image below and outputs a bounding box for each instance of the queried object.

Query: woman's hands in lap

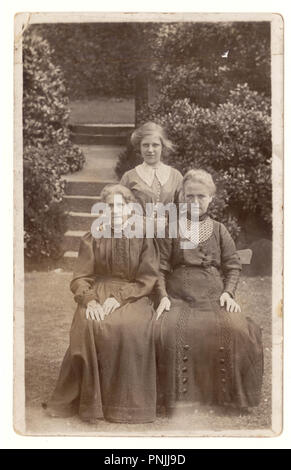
[86,300,105,321]
[86,298,120,321]
[102,297,121,315]
[220,292,241,313]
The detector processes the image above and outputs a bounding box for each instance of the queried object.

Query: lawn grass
[24,271,272,435]
[69,96,135,124]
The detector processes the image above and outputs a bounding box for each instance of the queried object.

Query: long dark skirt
[155,266,264,410]
[47,281,157,423]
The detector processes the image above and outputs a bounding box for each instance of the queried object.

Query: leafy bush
[152,22,271,110]
[24,146,67,258]
[116,84,271,238]
[32,22,270,105]
[23,30,85,258]
[23,30,84,159]
[115,148,143,179]
[31,23,141,99]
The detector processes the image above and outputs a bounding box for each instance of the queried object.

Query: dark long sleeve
[70,232,98,306]
[155,237,174,301]
[219,223,242,298]
[155,270,168,302]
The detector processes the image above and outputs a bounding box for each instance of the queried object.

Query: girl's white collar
[135,161,171,187]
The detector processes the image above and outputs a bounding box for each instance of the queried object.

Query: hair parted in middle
[182,169,217,196]
[100,184,137,204]
[130,121,175,156]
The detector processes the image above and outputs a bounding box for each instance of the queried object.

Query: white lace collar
[135,162,171,187]
[179,216,214,245]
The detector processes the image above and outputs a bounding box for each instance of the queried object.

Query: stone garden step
[60,139,122,266]
[63,230,86,252]
[70,123,133,146]
[63,195,101,212]
[62,250,78,271]
[64,250,78,258]
[71,134,128,146]
[64,179,116,196]
[66,211,99,232]
[69,123,134,136]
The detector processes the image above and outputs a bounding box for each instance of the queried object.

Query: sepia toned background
[13,13,283,436]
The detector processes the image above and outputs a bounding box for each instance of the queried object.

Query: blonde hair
[100,184,136,204]
[182,169,216,196]
[130,121,174,155]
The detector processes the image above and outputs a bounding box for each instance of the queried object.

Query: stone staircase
[69,123,134,146]
[61,124,134,270]
[62,179,115,269]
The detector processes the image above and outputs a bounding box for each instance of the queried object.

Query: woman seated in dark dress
[46,184,163,424]
[155,169,264,413]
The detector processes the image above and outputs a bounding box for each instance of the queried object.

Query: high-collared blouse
[70,232,165,307]
[120,162,183,211]
[157,217,242,298]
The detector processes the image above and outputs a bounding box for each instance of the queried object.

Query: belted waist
[94,275,131,284]
[174,263,219,270]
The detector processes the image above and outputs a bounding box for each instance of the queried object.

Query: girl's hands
[220,292,241,313]
[156,296,171,320]
[86,300,105,321]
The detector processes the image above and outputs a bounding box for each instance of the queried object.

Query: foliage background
[31,23,161,99]
[114,22,272,239]
[34,22,270,103]
[23,30,85,258]
[117,84,271,239]
[24,21,272,248]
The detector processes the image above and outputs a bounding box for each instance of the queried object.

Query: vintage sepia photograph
[14,12,283,437]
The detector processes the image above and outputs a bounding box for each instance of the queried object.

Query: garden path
[61,136,127,266]
[67,144,122,182]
